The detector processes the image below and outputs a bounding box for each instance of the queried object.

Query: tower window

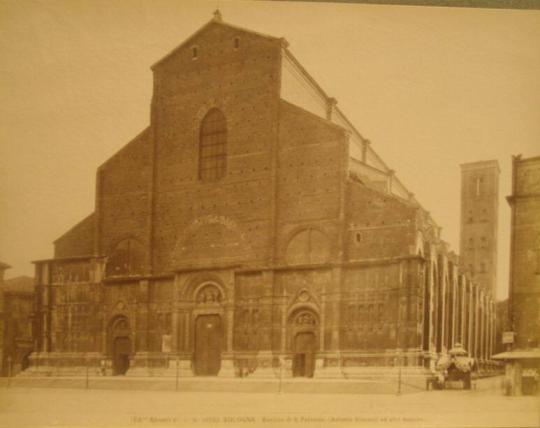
[192,46,198,59]
[480,237,487,248]
[355,232,362,244]
[234,37,240,49]
[199,108,227,182]
[474,175,484,197]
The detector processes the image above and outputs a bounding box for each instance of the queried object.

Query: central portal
[113,336,131,375]
[293,331,316,377]
[109,315,132,376]
[194,314,222,376]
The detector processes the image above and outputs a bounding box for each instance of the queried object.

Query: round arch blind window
[199,108,227,181]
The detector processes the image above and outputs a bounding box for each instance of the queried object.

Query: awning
[491,349,540,360]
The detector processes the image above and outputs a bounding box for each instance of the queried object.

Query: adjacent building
[0,264,34,377]
[0,262,10,376]
[0,276,34,376]
[459,161,499,365]
[495,155,540,395]
[27,12,495,382]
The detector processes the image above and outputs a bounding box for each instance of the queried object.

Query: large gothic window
[106,238,146,277]
[199,109,227,182]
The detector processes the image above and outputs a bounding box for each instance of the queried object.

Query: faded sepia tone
[0,1,539,428]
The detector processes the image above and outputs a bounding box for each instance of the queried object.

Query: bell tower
[459,160,500,297]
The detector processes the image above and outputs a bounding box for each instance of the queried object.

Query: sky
[0,0,539,300]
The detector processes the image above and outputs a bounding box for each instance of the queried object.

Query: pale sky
[1,0,539,300]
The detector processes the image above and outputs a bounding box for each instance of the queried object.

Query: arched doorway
[290,309,318,378]
[192,283,224,376]
[113,336,131,375]
[293,332,316,377]
[109,316,131,376]
[21,351,31,371]
[194,314,222,376]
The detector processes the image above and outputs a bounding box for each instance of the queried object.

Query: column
[474,286,480,359]
[487,297,493,360]
[480,290,486,363]
[459,276,465,346]
[129,279,151,376]
[467,281,474,356]
[362,140,370,163]
[428,259,436,354]
[490,299,496,358]
[330,267,342,351]
[325,97,337,121]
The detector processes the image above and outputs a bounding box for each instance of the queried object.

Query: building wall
[29,18,496,378]
[0,276,33,376]
[0,264,6,375]
[276,100,348,265]
[346,181,417,261]
[509,155,540,349]
[54,214,95,258]
[460,160,499,297]
[97,128,153,269]
[151,22,282,273]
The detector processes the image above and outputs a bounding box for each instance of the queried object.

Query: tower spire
[213,9,223,22]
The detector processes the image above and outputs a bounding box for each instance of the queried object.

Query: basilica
[28,12,496,383]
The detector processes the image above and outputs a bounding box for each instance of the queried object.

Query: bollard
[175,357,179,391]
[397,365,402,395]
[279,358,283,394]
[85,356,89,389]
[7,356,12,387]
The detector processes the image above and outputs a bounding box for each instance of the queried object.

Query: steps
[0,375,421,395]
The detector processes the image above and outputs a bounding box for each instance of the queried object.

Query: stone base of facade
[19,350,438,388]
[242,351,280,379]
[19,352,105,377]
[218,356,236,378]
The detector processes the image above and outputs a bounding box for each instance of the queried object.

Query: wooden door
[293,332,316,378]
[113,336,131,375]
[194,315,222,376]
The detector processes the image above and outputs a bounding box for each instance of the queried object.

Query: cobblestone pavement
[0,376,538,428]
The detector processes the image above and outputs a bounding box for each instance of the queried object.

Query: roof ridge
[151,18,281,70]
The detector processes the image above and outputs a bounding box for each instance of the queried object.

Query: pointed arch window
[199,108,227,182]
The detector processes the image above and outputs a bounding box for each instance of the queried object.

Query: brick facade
[508,155,540,349]
[29,15,492,381]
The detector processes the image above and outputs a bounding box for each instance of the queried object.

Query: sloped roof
[151,13,282,70]
[53,212,95,244]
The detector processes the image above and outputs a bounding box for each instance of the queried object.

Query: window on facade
[234,37,240,49]
[199,108,227,182]
[480,262,486,273]
[106,238,146,277]
[192,46,198,59]
[467,237,474,249]
[480,236,487,248]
